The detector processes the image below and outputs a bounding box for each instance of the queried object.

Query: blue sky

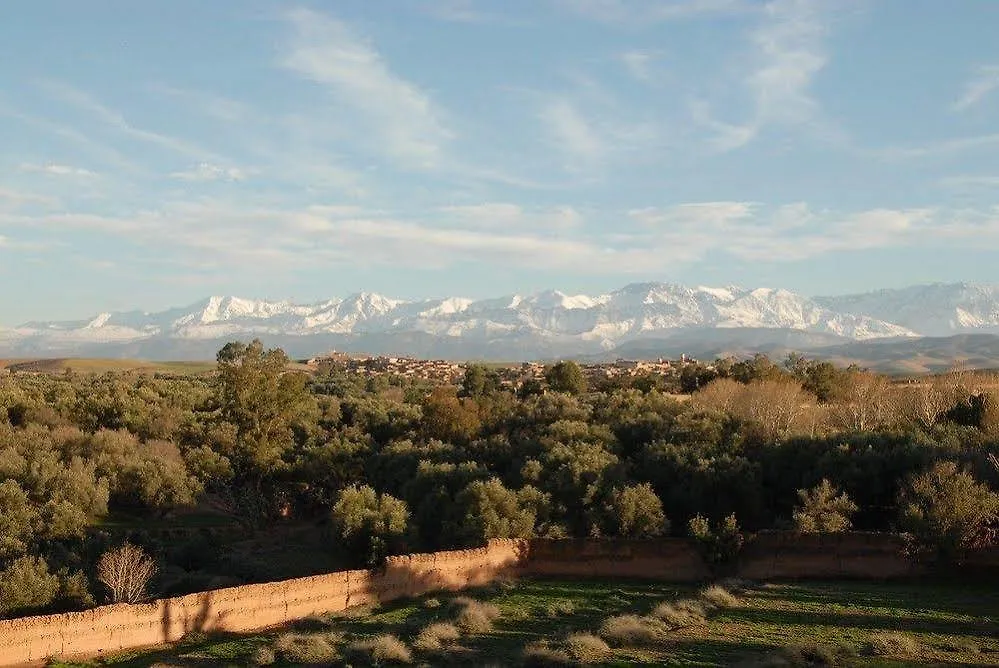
[1,0,997,323]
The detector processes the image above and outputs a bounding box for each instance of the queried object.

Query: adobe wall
[0,539,525,667]
[521,538,710,581]
[0,533,968,667]
[739,531,919,580]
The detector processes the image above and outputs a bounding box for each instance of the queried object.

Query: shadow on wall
[161,592,226,643]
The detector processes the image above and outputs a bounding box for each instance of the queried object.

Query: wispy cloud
[170,162,248,182]
[37,80,223,162]
[619,50,655,81]
[540,99,606,166]
[953,64,999,112]
[873,133,999,160]
[281,8,452,169]
[559,0,754,25]
[421,0,491,23]
[440,203,584,230]
[18,163,97,177]
[939,175,999,191]
[693,0,832,151]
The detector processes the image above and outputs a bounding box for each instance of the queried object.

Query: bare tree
[831,372,896,432]
[897,376,960,430]
[739,379,811,441]
[97,543,157,604]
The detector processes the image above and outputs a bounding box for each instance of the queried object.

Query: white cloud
[37,80,222,162]
[953,64,999,112]
[539,98,606,166]
[422,0,490,22]
[18,163,96,177]
[281,8,452,168]
[619,50,654,81]
[873,133,999,160]
[170,162,248,182]
[559,0,753,24]
[940,175,999,190]
[440,203,584,230]
[693,0,832,151]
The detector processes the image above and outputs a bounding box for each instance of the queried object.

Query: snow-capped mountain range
[3,282,999,361]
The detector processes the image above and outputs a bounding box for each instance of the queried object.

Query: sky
[1,0,998,324]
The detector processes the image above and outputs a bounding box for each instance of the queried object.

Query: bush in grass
[346,634,412,665]
[423,596,441,609]
[870,632,919,657]
[651,599,707,628]
[781,642,857,667]
[413,622,461,652]
[450,596,501,633]
[598,614,664,646]
[522,640,574,667]
[564,632,612,664]
[250,645,276,666]
[700,584,739,608]
[544,598,576,617]
[272,632,340,664]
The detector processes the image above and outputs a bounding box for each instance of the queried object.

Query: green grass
[48,578,999,666]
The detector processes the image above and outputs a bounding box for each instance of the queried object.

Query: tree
[545,361,587,395]
[330,485,410,566]
[215,340,313,477]
[421,388,481,444]
[459,364,500,399]
[830,372,895,432]
[97,543,157,604]
[604,483,668,538]
[901,461,999,560]
[688,513,744,568]
[793,479,857,533]
[0,555,59,618]
[456,478,535,544]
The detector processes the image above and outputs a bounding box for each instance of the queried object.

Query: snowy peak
[816,283,999,337]
[11,282,999,355]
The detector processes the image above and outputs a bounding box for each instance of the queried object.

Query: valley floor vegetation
[49,576,999,667]
[1,340,999,620]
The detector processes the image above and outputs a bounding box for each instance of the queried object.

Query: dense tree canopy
[0,347,997,619]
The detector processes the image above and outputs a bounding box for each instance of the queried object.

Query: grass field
[50,577,999,667]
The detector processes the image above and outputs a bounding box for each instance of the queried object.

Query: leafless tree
[831,372,896,432]
[98,543,157,604]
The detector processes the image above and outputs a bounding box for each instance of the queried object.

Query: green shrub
[0,555,59,617]
[346,634,412,665]
[793,480,857,533]
[689,513,745,569]
[423,596,442,609]
[598,614,664,646]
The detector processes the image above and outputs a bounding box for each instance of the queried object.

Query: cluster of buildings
[307,352,465,384]
[308,352,690,387]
